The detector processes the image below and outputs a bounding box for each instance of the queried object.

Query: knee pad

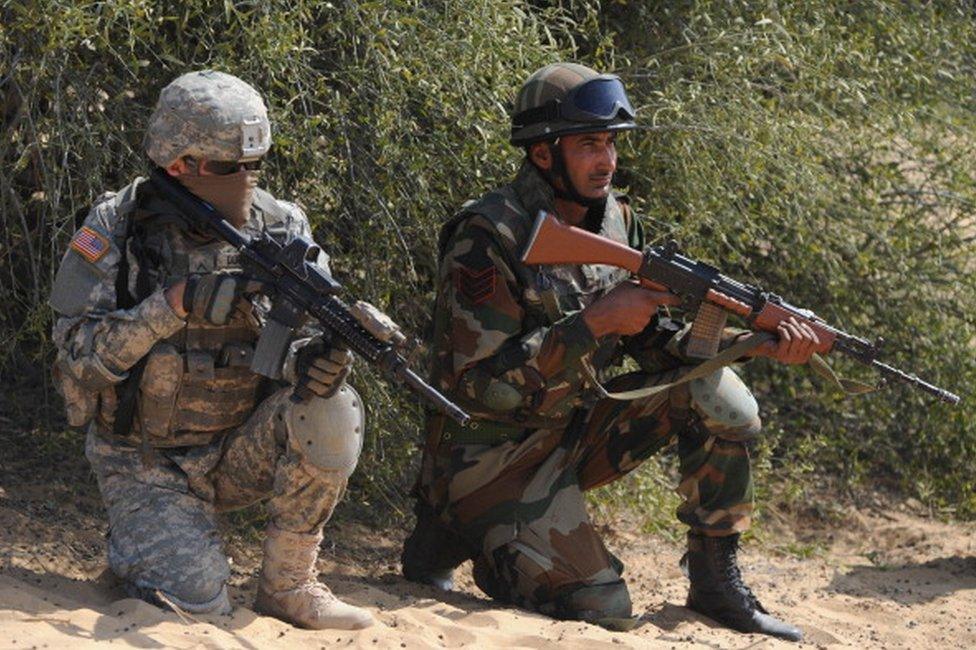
[284,384,365,478]
[689,368,761,441]
[127,580,232,615]
[554,580,633,621]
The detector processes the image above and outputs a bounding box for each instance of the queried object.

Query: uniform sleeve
[435,218,600,417]
[50,200,186,392]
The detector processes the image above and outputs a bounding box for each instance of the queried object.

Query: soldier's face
[559,131,617,199]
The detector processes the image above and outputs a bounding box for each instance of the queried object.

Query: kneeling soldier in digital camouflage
[401,63,819,641]
[50,70,373,630]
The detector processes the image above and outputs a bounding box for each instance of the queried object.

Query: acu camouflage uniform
[414,161,760,619]
[50,177,359,613]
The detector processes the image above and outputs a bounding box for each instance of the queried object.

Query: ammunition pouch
[133,341,262,446]
[53,362,97,428]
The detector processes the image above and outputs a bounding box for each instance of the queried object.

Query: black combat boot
[683,533,803,642]
[401,501,471,591]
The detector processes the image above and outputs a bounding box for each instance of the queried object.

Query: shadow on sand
[827,555,976,605]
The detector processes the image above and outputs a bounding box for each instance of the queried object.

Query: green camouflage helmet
[510,62,637,146]
[145,70,271,166]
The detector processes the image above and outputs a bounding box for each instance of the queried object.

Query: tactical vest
[436,183,635,428]
[111,181,292,447]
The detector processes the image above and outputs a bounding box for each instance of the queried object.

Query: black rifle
[149,167,470,425]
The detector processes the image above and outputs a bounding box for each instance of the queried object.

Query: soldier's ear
[528,142,552,171]
[164,156,194,177]
[165,160,184,177]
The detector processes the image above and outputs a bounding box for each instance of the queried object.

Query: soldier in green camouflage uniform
[49,71,372,630]
[401,63,818,641]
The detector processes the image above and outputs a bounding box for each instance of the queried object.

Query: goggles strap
[512,100,562,130]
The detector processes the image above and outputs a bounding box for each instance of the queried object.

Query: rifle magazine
[686,302,727,359]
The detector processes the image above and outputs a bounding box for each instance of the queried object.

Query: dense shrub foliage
[2,1,974,521]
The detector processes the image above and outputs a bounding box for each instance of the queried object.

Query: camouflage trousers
[86,387,347,612]
[415,367,756,618]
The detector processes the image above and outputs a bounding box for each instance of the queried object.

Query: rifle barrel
[871,360,960,404]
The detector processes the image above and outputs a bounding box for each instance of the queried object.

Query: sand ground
[1,463,975,650]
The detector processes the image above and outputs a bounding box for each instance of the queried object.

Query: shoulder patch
[70,226,110,263]
[456,266,497,305]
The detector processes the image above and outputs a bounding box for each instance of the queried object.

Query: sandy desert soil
[1,428,975,650]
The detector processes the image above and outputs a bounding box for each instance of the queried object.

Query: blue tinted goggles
[513,75,636,129]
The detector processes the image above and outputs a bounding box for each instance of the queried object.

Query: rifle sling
[111,355,150,465]
[581,332,773,401]
[807,352,876,395]
[582,332,875,402]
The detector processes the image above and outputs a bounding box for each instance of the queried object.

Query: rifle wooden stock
[523,211,670,291]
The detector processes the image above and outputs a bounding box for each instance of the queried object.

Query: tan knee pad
[689,368,761,441]
[284,384,365,478]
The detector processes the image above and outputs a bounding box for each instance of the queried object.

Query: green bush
[1,0,574,516]
[589,0,976,517]
[2,0,974,523]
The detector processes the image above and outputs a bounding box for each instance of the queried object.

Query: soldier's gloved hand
[181,273,268,326]
[294,338,353,399]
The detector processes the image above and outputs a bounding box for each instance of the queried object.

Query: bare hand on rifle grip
[583,281,681,338]
[749,316,820,365]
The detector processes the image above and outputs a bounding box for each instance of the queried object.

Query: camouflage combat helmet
[145,70,271,166]
[510,62,637,146]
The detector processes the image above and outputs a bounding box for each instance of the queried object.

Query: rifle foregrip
[311,296,471,424]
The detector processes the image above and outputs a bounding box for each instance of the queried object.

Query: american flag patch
[70,226,110,263]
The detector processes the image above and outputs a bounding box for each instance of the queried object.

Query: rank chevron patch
[455,266,497,305]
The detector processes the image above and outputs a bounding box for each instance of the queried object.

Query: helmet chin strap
[539,140,608,210]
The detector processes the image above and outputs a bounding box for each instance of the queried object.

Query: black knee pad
[550,580,633,622]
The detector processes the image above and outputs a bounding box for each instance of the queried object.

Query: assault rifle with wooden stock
[522,211,959,405]
[149,167,471,425]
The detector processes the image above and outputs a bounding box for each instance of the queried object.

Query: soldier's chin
[583,185,612,199]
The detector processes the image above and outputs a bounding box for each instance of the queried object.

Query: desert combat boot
[684,532,803,642]
[254,525,374,630]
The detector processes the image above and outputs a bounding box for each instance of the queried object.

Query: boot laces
[718,538,762,611]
